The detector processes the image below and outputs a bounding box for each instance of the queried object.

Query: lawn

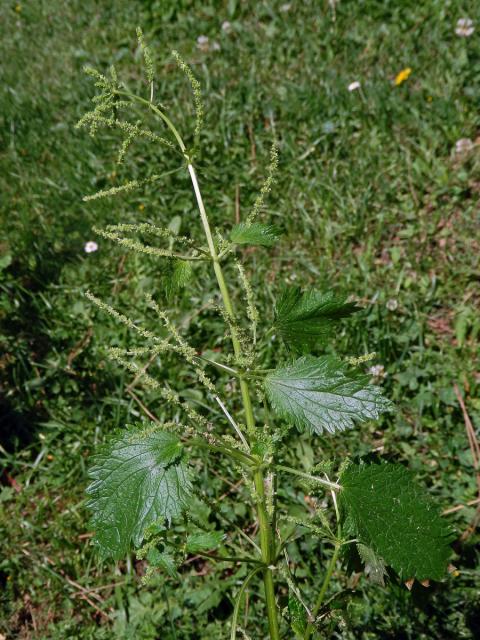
[1,0,479,638]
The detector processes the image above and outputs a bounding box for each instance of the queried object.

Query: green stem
[215,395,250,450]
[197,356,241,378]
[189,162,280,640]
[304,542,341,640]
[253,469,280,639]
[230,566,263,640]
[136,89,281,639]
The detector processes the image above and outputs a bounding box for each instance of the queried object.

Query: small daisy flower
[348,81,361,92]
[394,67,412,86]
[455,18,474,37]
[455,138,474,154]
[221,20,232,33]
[386,298,398,311]
[196,35,210,52]
[84,241,98,254]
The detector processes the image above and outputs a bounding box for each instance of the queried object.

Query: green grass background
[1,0,479,638]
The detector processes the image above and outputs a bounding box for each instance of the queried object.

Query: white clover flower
[455,18,474,37]
[196,35,210,52]
[368,364,387,380]
[221,20,232,33]
[455,138,474,154]
[348,81,361,92]
[280,3,292,11]
[84,241,98,253]
[197,35,220,52]
[386,298,398,311]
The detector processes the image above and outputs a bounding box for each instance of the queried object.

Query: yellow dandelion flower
[138,203,145,211]
[394,67,412,86]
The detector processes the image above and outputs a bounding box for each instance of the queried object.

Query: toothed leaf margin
[341,463,453,581]
[264,356,392,435]
[230,222,281,247]
[275,286,359,350]
[86,424,193,560]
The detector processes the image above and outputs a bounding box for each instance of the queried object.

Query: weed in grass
[76,29,455,639]
[1,1,479,638]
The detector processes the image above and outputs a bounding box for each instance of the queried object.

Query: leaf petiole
[197,356,242,378]
[275,465,342,492]
[189,437,256,467]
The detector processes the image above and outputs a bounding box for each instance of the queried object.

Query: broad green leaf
[288,596,307,637]
[87,425,192,560]
[341,463,453,581]
[230,222,281,247]
[275,286,359,350]
[186,530,224,553]
[264,356,392,435]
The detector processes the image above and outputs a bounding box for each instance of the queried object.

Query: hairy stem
[188,162,280,640]
[253,468,279,638]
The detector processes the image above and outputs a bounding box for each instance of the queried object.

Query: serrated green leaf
[172,259,193,287]
[230,222,281,247]
[357,543,387,586]
[146,548,178,578]
[275,286,359,350]
[185,530,224,553]
[341,464,453,581]
[165,259,193,300]
[87,425,192,560]
[288,596,307,637]
[264,356,392,435]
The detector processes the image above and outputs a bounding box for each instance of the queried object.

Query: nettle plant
[78,31,453,638]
